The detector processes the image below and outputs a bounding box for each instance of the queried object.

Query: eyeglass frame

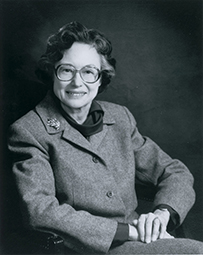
[54,64,102,84]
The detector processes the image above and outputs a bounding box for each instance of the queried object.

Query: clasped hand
[128,209,174,243]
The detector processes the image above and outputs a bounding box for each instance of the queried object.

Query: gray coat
[8,91,195,254]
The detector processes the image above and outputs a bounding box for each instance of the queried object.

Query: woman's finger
[159,220,167,239]
[151,217,160,242]
[144,213,155,243]
[163,231,175,239]
[132,219,138,226]
[137,214,146,242]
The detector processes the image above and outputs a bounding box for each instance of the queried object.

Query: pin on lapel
[47,118,60,130]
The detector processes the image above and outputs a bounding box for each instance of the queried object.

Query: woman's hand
[128,224,139,241]
[132,209,173,243]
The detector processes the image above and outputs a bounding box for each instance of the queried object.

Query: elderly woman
[8,21,203,254]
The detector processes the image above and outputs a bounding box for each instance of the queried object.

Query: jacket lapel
[62,126,99,155]
[88,102,115,150]
[35,91,115,159]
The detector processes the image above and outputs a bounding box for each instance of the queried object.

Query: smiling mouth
[66,92,87,98]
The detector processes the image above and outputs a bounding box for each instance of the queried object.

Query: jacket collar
[35,91,115,155]
[36,91,115,133]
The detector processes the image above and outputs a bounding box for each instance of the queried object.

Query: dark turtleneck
[62,100,104,138]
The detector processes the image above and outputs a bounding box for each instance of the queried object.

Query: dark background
[0,0,202,252]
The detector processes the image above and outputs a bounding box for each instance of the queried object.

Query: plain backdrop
[0,0,202,250]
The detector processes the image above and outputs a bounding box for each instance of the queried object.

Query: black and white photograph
[0,0,203,254]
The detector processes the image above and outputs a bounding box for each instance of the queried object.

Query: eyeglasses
[55,64,101,84]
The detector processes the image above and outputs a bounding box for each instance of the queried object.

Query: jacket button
[106,191,113,198]
[92,156,99,163]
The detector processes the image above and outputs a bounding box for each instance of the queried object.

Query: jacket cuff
[111,223,129,248]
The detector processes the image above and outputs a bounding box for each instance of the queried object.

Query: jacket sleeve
[7,123,118,254]
[123,106,195,225]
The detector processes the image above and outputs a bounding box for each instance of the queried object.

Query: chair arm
[28,231,64,254]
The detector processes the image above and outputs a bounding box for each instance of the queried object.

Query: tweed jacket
[8,91,195,254]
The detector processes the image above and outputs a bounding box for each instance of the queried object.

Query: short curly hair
[35,21,116,93]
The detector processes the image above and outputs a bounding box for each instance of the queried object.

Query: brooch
[47,118,60,130]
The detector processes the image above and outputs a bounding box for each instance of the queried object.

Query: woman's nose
[71,72,83,87]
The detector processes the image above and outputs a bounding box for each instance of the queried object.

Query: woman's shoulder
[9,95,49,131]
[97,100,125,111]
[96,100,133,117]
[9,108,41,133]
[96,100,136,127]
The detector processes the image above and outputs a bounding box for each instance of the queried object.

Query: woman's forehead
[58,42,101,69]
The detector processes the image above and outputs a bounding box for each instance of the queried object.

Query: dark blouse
[63,100,104,138]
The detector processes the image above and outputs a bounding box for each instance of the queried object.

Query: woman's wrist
[128,224,139,241]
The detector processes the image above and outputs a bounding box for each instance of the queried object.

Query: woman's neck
[60,103,91,124]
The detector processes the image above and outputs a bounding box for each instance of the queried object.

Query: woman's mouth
[66,91,87,98]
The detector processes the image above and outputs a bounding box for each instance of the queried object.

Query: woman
[8,21,203,254]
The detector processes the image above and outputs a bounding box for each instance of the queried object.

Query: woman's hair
[35,21,116,93]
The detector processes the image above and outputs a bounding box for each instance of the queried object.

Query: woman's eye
[85,70,94,74]
[83,68,97,75]
[62,68,72,73]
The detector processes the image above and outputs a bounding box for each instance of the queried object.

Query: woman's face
[53,42,101,115]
